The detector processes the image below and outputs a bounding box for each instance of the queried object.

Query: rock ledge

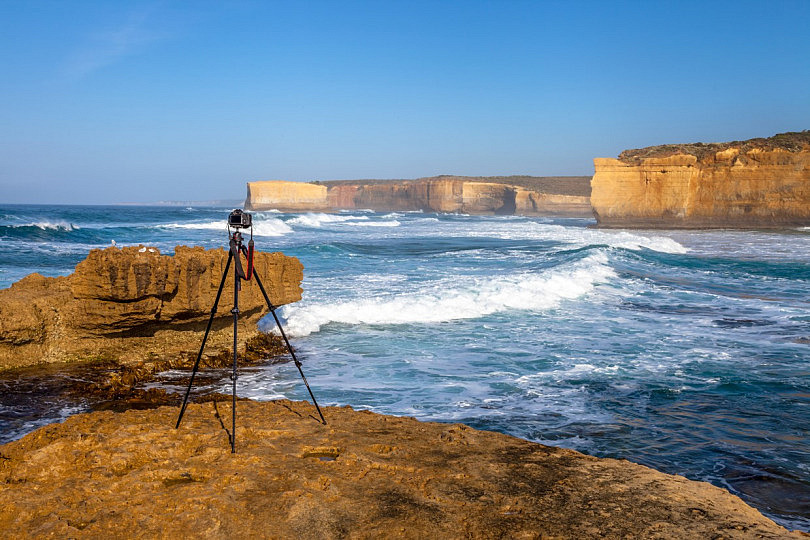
[0,400,802,539]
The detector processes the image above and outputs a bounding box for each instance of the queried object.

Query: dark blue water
[1,204,809,530]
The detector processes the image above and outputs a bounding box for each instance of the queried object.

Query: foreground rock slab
[0,400,801,539]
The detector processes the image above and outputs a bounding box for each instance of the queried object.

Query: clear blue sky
[1,1,809,204]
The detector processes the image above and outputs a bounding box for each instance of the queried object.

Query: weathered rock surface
[0,400,802,539]
[591,131,810,228]
[0,245,303,370]
[245,176,592,217]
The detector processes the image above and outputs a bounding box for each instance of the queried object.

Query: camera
[228,209,252,228]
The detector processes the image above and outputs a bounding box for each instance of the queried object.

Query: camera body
[228,209,252,229]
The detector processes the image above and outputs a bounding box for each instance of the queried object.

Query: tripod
[175,219,326,453]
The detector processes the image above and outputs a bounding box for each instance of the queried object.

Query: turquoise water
[1,204,809,530]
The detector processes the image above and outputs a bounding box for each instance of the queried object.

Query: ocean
[1,204,808,530]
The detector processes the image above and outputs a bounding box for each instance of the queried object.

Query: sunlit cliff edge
[591,131,810,228]
[244,176,593,217]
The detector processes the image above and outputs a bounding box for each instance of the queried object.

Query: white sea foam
[515,363,606,385]
[276,252,616,336]
[351,220,400,227]
[160,218,292,236]
[16,221,79,231]
[252,218,293,236]
[288,213,368,227]
[160,220,226,230]
[463,222,687,254]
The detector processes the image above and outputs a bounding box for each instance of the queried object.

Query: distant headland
[244,175,593,217]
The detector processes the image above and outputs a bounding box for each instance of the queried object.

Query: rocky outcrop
[246,176,592,217]
[0,399,801,538]
[591,131,810,228]
[0,245,303,370]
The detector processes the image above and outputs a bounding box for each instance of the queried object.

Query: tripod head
[228,210,254,280]
[228,209,252,229]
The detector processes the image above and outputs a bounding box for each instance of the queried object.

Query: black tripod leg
[176,250,233,429]
[252,270,327,425]
[230,260,239,453]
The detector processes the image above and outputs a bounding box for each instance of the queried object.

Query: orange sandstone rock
[246,180,329,212]
[591,131,810,228]
[0,400,802,539]
[246,176,593,216]
[0,245,303,370]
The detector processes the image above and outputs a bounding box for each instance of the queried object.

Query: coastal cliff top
[618,130,810,164]
[0,399,800,538]
[315,175,593,197]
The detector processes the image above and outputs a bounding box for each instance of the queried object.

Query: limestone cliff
[246,176,592,217]
[245,180,329,212]
[591,131,810,228]
[0,400,801,538]
[0,245,303,370]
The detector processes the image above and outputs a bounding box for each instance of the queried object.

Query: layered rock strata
[0,400,800,538]
[245,176,592,217]
[591,131,810,228]
[0,245,303,370]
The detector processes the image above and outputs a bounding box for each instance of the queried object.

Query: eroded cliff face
[246,177,592,216]
[591,132,810,228]
[0,245,303,370]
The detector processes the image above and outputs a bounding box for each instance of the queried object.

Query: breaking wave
[252,218,293,236]
[464,222,687,254]
[288,213,368,227]
[0,221,80,240]
[159,218,292,236]
[275,252,615,336]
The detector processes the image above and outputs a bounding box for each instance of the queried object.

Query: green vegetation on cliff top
[618,130,810,164]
